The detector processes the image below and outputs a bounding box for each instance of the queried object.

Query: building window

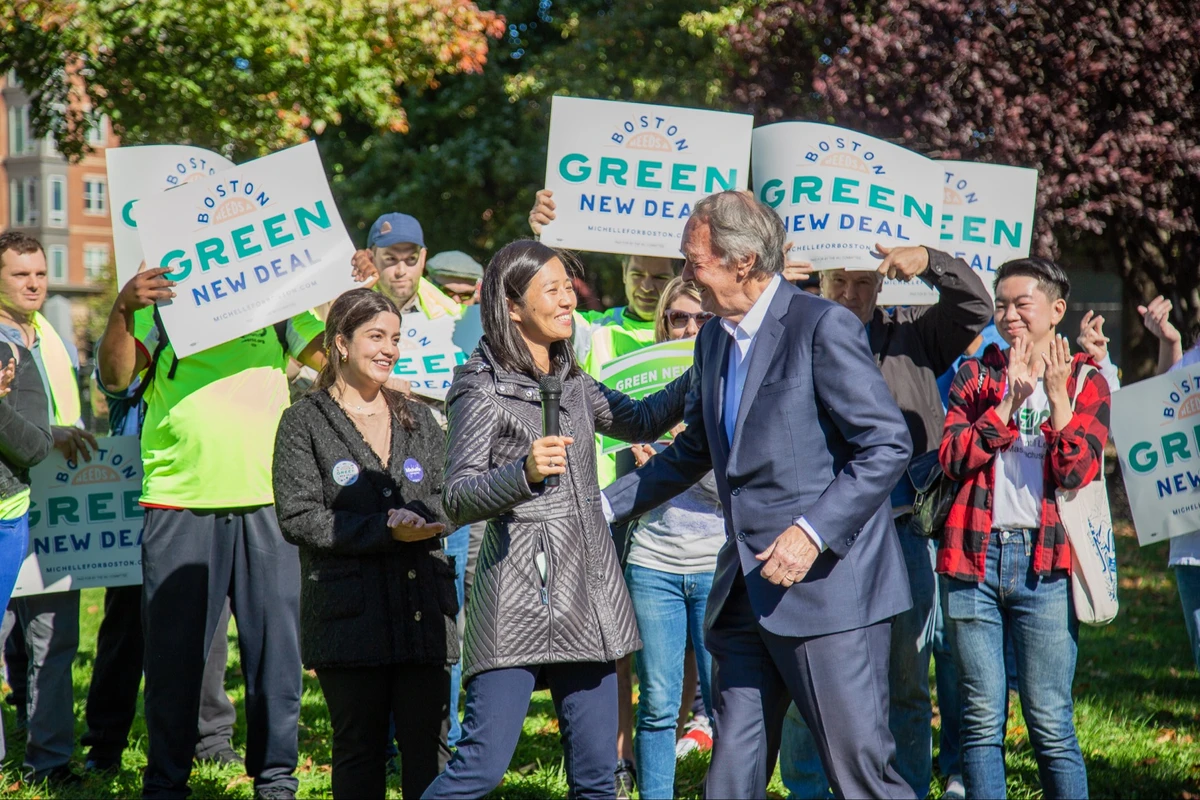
[83,178,107,215]
[48,175,66,227]
[86,113,108,146]
[48,245,68,284]
[7,105,33,156]
[8,177,38,226]
[84,245,110,282]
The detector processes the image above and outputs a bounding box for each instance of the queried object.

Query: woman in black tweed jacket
[272,289,457,800]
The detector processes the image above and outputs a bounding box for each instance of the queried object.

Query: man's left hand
[53,426,98,463]
[782,240,814,283]
[756,524,821,588]
[351,249,379,289]
[875,243,929,281]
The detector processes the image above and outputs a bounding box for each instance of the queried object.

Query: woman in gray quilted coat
[422,240,687,800]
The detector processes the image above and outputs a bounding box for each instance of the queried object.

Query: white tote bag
[1055,365,1119,625]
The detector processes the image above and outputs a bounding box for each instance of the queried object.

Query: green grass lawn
[2,479,1199,798]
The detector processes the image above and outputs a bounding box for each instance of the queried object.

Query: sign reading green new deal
[597,340,694,455]
[137,141,357,357]
[752,122,944,278]
[875,160,1039,306]
[12,437,144,596]
[396,303,484,402]
[937,161,1037,295]
[107,144,235,287]
[1111,365,1200,546]
[541,96,753,257]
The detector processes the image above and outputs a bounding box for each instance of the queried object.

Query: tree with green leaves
[0,0,505,160]
[319,0,727,306]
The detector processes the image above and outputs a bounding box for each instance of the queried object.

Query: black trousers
[83,584,236,760]
[317,663,450,799]
[141,506,301,799]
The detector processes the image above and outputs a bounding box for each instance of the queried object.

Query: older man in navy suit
[604,191,916,799]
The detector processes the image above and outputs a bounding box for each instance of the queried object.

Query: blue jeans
[0,513,29,763]
[946,528,1087,800]
[934,570,962,778]
[782,518,955,798]
[444,525,469,747]
[1174,565,1200,672]
[624,563,713,800]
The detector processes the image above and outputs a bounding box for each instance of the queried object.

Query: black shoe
[199,747,244,767]
[84,753,122,773]
[28,765,84,788]
[614,759,637,800]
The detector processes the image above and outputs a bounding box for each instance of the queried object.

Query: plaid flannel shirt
[936,343,1111,582]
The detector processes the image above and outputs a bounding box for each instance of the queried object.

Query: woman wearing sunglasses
[624,277,725,799]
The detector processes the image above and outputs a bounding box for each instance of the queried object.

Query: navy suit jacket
[605,280,914,638]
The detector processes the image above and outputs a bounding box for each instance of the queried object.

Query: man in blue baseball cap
[361,212,429,312]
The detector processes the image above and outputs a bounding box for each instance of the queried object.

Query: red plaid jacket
[936,344,1111,582]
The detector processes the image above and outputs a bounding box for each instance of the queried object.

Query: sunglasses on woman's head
[666,310,715,328]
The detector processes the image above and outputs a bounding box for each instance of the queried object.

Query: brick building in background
[0,69,116,357]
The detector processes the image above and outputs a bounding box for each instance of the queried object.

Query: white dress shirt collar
[719,274,783,351]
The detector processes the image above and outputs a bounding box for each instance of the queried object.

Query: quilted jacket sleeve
[0,345,53,469]
[272,407,397,555]
[443,378,536,527]
[587,369,688,444]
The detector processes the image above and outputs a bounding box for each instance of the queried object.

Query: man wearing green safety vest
[0,231,96,787]
[529,189,679,798]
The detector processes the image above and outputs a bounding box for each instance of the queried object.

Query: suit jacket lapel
[730,282,795,463]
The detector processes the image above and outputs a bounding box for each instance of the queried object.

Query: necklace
[332,388,386,417]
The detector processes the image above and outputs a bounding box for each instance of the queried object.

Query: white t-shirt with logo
[992,379,1050,531]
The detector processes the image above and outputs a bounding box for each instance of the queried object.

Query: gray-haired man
[604,191,916,798]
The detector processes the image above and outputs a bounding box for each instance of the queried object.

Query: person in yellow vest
[0,231,94,787]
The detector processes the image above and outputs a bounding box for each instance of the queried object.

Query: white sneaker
[943,774,966,800]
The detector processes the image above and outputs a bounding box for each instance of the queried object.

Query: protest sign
[107,145,235,288]
[12,437,143,596]
[1111,365,1200,546]
[937,161,1038,295]
[597,339,694,454]
[137,141,357,358]
[540,96,753,257]
[753,122,944,275]
[878,160,1039,306]
[396,304,484,401]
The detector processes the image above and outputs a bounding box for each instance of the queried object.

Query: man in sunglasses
[780,244,993,800]
[426,251,483,307]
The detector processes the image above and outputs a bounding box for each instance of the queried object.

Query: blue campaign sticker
[403,458,425,483]
[332,460,360,486]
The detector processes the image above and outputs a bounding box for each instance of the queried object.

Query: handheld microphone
[539,375,563,488]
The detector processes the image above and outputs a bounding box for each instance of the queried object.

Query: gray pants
[141,505,301,799]
[0,590,81,779]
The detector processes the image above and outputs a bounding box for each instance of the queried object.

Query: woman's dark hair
[314,287,415,429]
[993,257,1071,303]
[480,240,581,380]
